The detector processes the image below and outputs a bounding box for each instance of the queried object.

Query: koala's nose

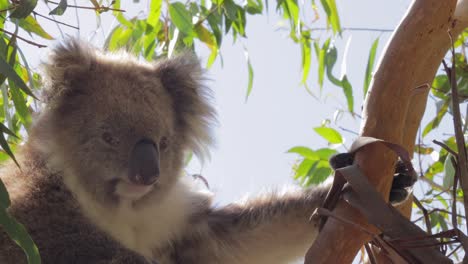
[128,138,160,185]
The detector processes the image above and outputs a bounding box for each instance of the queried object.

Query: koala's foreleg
[173,184,330,264]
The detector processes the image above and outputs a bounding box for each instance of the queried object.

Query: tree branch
[304,0,468,262]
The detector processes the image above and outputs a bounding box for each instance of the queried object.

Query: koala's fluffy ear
[154,54,216,159]
[42,39,95,104]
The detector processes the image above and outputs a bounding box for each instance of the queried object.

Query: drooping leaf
[147,0,162,29]
[0,57,35,99]
[317,38,330,89]
[314,127,343,144]
[9,80,31,129]
[443,154,456,189]
[301,31,311,84]
[0,209,41,264]
[10,0,37,19]
[245,0,263,14]
[0,127,18,166]
[319,0,341,34]
[244,48,254,100]
[18,15,53,40]
[422,100,449,137]
[0,178,9,209]
[195,24,216,49]
[325,45,340,86]
[364,38,379,97]
[169,2,194,36]
[112,0,133,28]
[340,75,354,113]
[49,0,67,16]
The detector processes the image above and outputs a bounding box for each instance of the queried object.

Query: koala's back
[0,146,147,264]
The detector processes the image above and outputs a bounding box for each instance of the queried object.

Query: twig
[413,208,466,224]
[0,5,17,13]
[0,28,46,48]
[413,197,432,234]
[433,139,458,157]
[45,0,125,12]
[420,175,448,191]
[450,156,459,230]
[308,27,394,33]
[339,126,359,136]
[446,244,462,257]
[314,208,377,237]
[33,11,79,30]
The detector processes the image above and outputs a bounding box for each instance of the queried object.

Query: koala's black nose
[128,138,160,185]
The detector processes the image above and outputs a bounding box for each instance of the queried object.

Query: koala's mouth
[113,178,156,200]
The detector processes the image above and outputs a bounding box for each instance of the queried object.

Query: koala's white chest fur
[63,174,210,259]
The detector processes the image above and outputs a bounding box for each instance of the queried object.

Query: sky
[17,0,421,205]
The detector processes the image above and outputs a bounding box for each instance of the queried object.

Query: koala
[0,40,414,264]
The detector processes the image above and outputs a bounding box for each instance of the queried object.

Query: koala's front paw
[389,160,417,203]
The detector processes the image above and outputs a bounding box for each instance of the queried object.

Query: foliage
[0,0,464,262]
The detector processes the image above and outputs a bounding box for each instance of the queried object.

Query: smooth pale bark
[304,0,468,263]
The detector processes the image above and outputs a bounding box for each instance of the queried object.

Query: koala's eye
[159,136,169,151]
[102,132,119,146]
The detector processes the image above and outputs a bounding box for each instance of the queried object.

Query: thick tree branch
[304,0,468,263]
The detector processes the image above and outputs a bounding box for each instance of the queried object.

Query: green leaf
[431,75,450,99]
[195,24,216,49]
[0,57,35,99]
[49,0,67,15]
[294,159,314,180]
[422,100,449,137]
[245,0,263,14]
[443,154,456,188]
[314,126,343,144]
[340,75,354,113]
[0,178,9,209]
[315,148,338,160]
[0,127,18,166]
[169,2,194,36]
[301,31,311,84]
[325,45,340,86]
[305,160,332,185]
[317,38,330,89]
[364,38,379,97]
[287,146,319,160]
[319,0,341,34]
[112,0,133,28]
[244,48,254,100]
[9,80,31,129]
[18,15,53,40]
[223,0,238,20]
[10,0,37,19]
[206,8,222,46]
[147,0,162,29]
[0,209,41,264]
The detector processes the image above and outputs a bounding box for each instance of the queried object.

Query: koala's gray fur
[0,39,329,264]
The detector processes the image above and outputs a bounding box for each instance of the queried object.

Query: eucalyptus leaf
[169,2,194,36]
[49,0,67,16]
[314,127,343,144]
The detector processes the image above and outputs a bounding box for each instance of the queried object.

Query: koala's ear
[42,38,95,104]
[154,54,216,158]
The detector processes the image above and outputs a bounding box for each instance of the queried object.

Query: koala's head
[31,39,215,205]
